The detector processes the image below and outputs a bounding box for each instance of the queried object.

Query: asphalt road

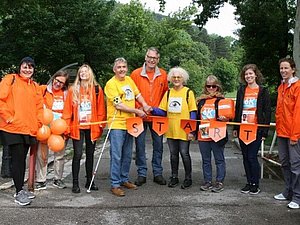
[0,132,300,225]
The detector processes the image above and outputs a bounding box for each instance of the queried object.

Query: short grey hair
[113,57,127,69]
[167,67,189,85]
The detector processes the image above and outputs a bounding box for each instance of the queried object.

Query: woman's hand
[218,116,229,122]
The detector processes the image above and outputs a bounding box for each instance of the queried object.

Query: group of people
[0,49,299,210]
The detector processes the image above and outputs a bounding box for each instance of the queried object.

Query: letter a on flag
[180,119,197,134]
[208,121,227,142]
[152,116,168,136]
[239,124,257,145]
[126,117,144,137]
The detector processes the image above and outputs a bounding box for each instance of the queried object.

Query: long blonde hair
[72,64,99,103]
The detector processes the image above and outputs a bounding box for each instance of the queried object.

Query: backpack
[166,88,192,104]
[197,97,228,146]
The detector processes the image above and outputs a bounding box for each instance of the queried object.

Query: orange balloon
[47,134,65,152]
[50,119,67,135]
[36,125,51,141]
[42,108,54,125]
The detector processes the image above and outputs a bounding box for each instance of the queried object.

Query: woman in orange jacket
[274,58,300,209]
[62,64,106,193]
[0,57,43,206]
[35,70,70,191]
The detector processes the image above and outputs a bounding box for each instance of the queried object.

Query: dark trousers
[9,144,30,193]
[72,129,96,182]
[1,145,12,178]
[239,133,262,186]
[167,138,192,180]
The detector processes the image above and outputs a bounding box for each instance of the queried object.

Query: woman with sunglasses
[197,75,229,193]
[233,64,271,195]
[35,70,70,191]
[63,64,106,193]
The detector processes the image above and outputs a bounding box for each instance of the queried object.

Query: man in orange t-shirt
[130,47,168,186]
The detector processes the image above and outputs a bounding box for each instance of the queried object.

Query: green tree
[211,58,238,93]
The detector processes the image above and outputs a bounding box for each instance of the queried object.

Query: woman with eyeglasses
[63,64,106,193]
[151,67,197,189]
[35,70,70,191]
[233,64,271,195]
[0,57,43,206]
[197,75,229,193]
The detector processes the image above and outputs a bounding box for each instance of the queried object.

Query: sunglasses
[206,85,217,89]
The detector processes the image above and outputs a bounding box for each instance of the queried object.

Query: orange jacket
[130,65,168,108]
[40,84,67,112]
[0,74,43,136]
[62,85,106,141]
[275,77,300,141]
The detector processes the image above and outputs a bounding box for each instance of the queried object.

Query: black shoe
[241,184,251,194]
[85,182,99,191]
[249,184,260,195]
[72,185,80,193]
[181,179,192,189]
[168,177,179,188]
[72,180,80,193]
[134,176,146,186]
[153,175,167,185]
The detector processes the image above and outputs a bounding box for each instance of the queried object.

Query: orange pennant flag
[239,124,257,145]
[152,116,168,136]
[180,119,197,134]
[126,117,144,137]
[208,121,227,142]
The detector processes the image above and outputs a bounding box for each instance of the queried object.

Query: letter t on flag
[239,124,257,145]
[152,116,168,136]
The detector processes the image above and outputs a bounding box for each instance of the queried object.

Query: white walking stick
[87,111,117,193]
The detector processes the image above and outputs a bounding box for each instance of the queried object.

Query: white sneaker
[288,201,300,209]
[274,193,287,201]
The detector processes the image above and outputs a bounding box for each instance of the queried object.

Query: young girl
[63,64,106,193]
[233,64,271,195]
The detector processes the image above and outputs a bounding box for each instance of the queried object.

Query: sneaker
[274,193,287,201]
[168,177,179,188]
[14,190,31,206]
[153,175,167,185]
[200,182,213,191]
[241,184,251,194]
[249,184,260,195]
[13,189,35,199]
[53,179,66,189]
[181,179,192,189]
[288,201,300,209]
[135,176,146,186]
[212,182,224,193]
[35,182,47,191]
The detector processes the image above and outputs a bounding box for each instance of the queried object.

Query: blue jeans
[135,122,163,177]
[199,141,226,183]
[239,132,262,185]
[167,138,192,180]
[109,129,133,188]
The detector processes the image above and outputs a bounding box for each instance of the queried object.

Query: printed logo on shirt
[168,97,183,113]
[79,97,92,123]
[201,102,215,120]
[121,85,134,101]
[52,96,64,111]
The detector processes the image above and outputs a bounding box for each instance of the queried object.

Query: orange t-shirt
[241,86,259,124]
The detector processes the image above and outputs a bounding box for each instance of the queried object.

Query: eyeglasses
[146,55,159,61]
[206,85,217,89]
[54,78,65,86]
[172,76,183,80]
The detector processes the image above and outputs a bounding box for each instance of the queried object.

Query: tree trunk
[294,0,300,76]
